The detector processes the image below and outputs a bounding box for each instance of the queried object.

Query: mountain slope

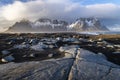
[68,18,108,31]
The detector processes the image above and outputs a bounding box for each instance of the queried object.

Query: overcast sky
[0,0,120,32]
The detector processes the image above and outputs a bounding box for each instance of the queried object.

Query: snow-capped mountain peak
[68,17,108,31]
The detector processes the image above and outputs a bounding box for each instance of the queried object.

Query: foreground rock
[0,59,74,80]
[0,45,120,80]
[68,49,120,80]
[0,45,78,80]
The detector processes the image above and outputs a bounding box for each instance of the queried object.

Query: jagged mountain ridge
[69,17,108,31]
[7,18,68,32]
[6,18,109,32]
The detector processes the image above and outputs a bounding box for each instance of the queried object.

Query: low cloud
[0,0,120,32]
[108,24,120,31]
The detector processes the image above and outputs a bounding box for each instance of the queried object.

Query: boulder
[1,50,10,55]
[59,45,79,58]
[48,54,53,58]
[1,55,15,62]
[68,49,120,80]
[13,44,30,49]
[31,42,48,51]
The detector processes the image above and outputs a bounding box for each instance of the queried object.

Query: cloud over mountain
[0,0,120,32]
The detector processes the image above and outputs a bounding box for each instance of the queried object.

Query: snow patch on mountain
[85,19,94,26]
[68,17,108,31]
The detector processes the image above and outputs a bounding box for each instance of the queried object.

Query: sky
[0,0,120,32]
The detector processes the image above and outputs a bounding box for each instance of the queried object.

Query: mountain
[7,19,33,32]
[6,17,108,33]
[68,17,109,31]
[6,18,68,33]
[33,18,68,31]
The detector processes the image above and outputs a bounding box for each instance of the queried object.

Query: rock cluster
[0,33,120,80]
[0,45,120,80]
